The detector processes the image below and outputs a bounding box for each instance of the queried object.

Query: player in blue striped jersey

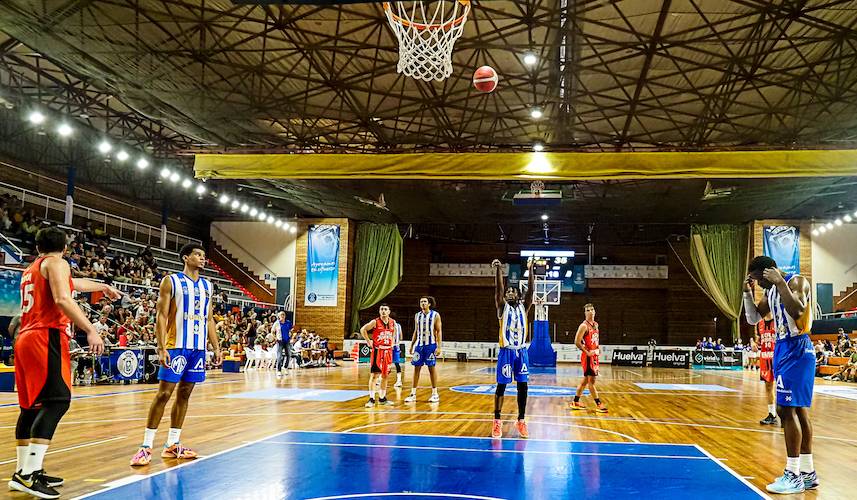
[405,296,443,403]
[130,243,221,467]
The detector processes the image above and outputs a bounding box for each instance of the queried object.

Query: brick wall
[358,238,730,346]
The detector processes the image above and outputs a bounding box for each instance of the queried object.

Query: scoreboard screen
[520,249,575,280]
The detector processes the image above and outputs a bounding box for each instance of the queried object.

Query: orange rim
[384,1,471,31]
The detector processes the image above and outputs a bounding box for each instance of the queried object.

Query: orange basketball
[473,65,498,93]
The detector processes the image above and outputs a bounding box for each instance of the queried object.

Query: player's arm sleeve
[743,292,763,324]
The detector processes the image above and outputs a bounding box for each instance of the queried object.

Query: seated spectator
[823,348,857,381]
[714,338,724,350]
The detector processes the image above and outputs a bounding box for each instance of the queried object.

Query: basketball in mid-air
[473,66,498,93]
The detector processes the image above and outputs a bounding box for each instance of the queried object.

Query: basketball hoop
[384,1,471,82]
[530,180,545,197]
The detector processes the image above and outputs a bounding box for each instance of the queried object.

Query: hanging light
[98,140,112,154]
[160,167,171,179]
[28,111,45,125]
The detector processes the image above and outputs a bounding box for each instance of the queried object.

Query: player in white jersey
[405,296,443,403]
[491,258,535,439]
[743,256,817,494]
[130,244,221,466]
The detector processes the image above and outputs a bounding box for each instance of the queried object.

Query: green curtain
[689,224,750,339]
[350,223,404,332]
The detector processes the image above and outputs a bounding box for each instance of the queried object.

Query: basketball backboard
[519,278,561,306]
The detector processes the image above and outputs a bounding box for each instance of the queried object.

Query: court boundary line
[341,418,641,443]
[306,493,505,500]
[0,436,127,465]
[693,444,771,499]
[71,430,293,500]
[259,439,708,460]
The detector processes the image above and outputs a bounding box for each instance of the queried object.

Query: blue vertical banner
[305,225,340,307]
[0,269,22,316]
[762,225,800,274]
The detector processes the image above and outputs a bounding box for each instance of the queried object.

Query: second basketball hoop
[384,1,471,82]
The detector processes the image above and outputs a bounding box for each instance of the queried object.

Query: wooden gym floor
[0,360,853,499]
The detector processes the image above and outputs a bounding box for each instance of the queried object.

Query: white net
[384,1,471,82]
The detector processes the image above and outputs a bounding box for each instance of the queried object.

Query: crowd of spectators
[694,336,728,350]
[818,329,856,382]
[0,193,41,246]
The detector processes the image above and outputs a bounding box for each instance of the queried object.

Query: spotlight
[160,167,171,179]
[275,220,283,228]
[532,143,544,152]
[28,111,45,125]
[820,226,827,233]
[57,123,73,137]
[230,200,240,209]
[98,141,112,154]
[136,158,149,169]
[169,172,180,183]
[826,222,834,230]
[258,212,267,221]
[249,208,258,217]
[523,53,537,66]
[845,215,853,223]
[116,150,129,162]
[219,194,230,204]
[195,184,206,195]
[267,215,274,223]
[530,108,543,119]
[240,204,249,213]
[541,214,548,221]
[289,225,297,233]
[835,218,843,226]
[181,178,192,189]
[811,229,819,236]
[282,223,290,231]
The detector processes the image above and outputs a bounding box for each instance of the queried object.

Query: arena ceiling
[2,1,857,229]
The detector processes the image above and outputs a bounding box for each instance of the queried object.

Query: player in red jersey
[758,313,778,425]
[359,304,396,408]
[10,227,120,499]
[569,303,608,414]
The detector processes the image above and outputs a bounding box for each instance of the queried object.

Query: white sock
[142,428,157,448]
[786,456,800,475]
[21,443,49,476]
[166,428,182,446]
[396,373,402,382]
[432,387,438,395]
[369,384,376,400]
[768,404,776,415]
[16,445,27,472]
[409,388,417,396]
[799,454,814,473]
[379,390,387,399]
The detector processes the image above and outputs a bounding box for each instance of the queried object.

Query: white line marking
[693,444,771,499]
[622,370,644,378]
[0,436,127,465]
[260,440,707,460]
[71,430,293,499]
[341,418,641,443]
[307,493,506,500]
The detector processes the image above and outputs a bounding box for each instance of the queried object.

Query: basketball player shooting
[743,256,818,494]
[490,258,534,439]
[130,244,222,467]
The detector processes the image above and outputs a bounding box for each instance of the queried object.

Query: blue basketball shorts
[496,347,529,385]
[392,346,402,364]
[158,348,207,384]
[411,343,437,367]
[772,334,815,407]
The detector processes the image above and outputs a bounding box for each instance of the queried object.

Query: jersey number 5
[21,283,35,313]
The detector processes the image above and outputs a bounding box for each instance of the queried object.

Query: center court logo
[170,355,187,374]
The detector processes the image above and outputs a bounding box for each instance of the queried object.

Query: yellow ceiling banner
[194,150,857,180]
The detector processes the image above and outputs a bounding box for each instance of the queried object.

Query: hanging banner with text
[305,225,340,307]
[762,225,800,275]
